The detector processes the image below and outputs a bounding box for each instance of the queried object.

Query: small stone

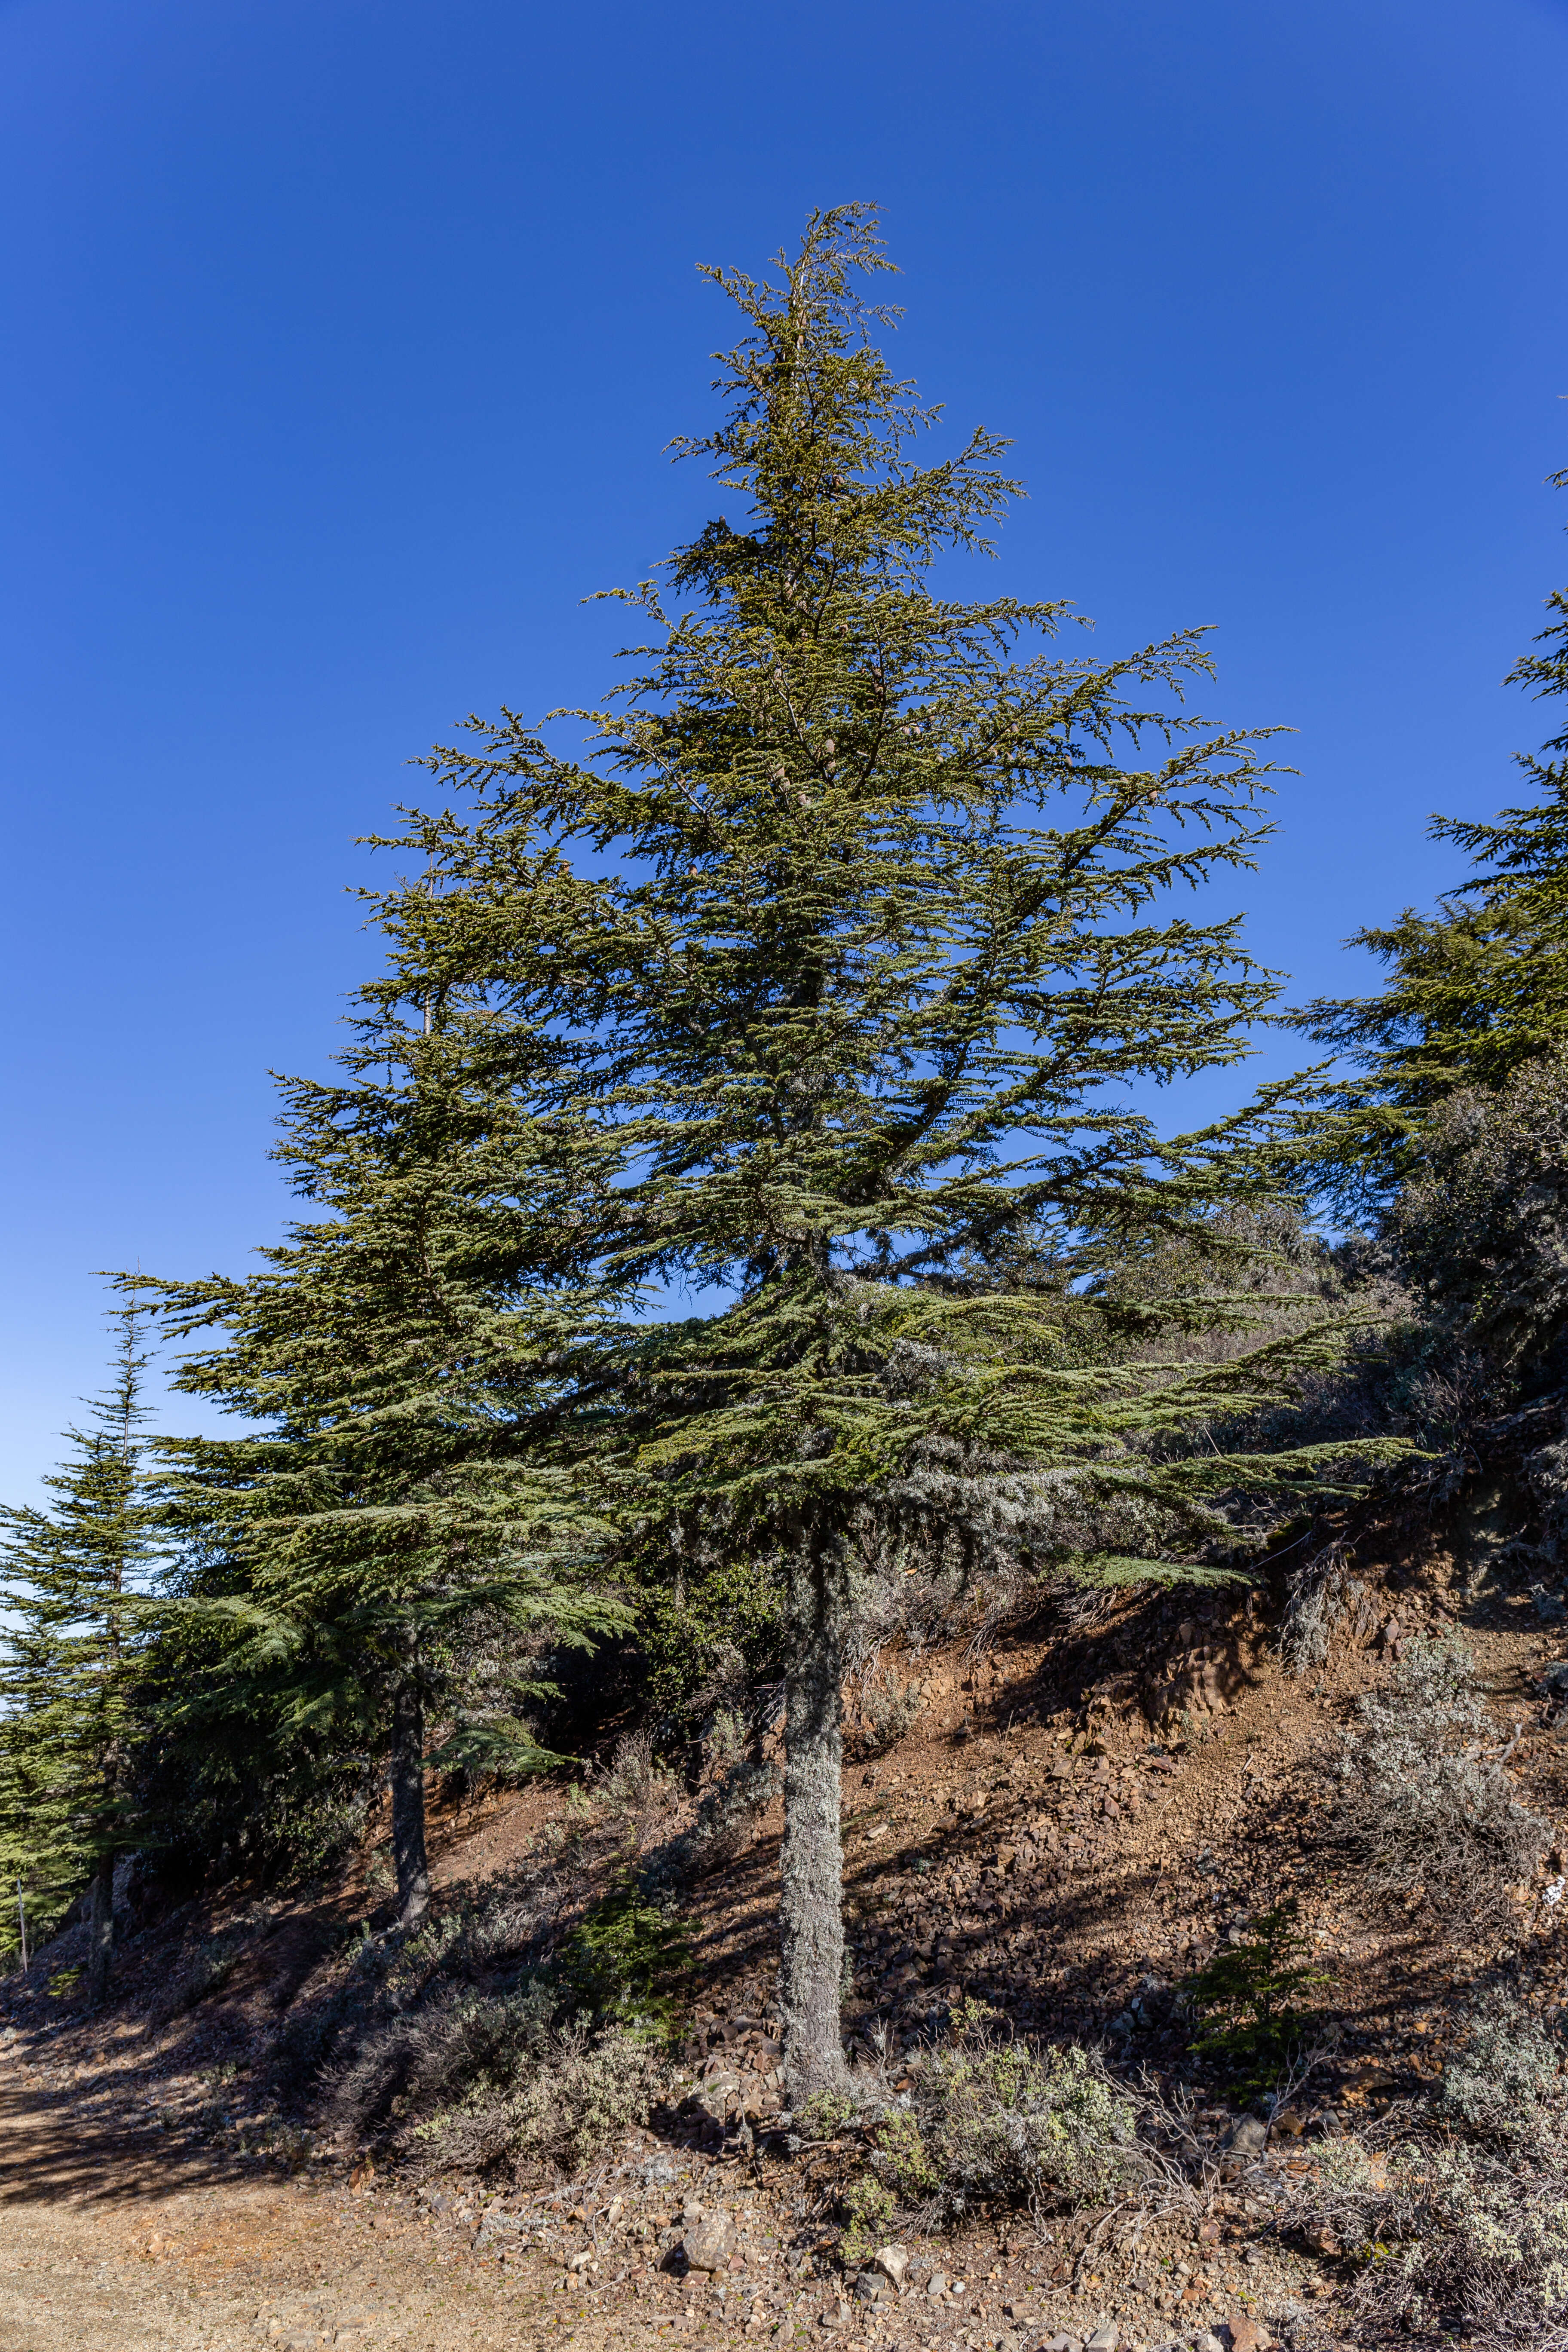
[822,2297,854,2333]
[1222,2321,1272,2352]
[682,2214,735,2272]
[925,2270,949,2298]
[852,2272,882,2303]
[1040,2336,1082,2352]
[1223,2115,1269,2157]
[871,2243,909,2286]
[1085,2328,1119,2351]
[1193,2334,1226,2352]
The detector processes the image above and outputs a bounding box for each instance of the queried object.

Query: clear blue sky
[2,0,1566,1501]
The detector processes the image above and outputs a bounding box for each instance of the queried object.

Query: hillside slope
[3,1516,1566,2352]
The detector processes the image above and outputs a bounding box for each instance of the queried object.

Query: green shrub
[1181,1898,1329,2089]
[554,1871,692,2029]
[797,2087,857,2141]
[840,2177,897,2266]
[870,2105,939,2201]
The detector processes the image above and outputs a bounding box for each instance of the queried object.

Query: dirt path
[0,2068,686,2352]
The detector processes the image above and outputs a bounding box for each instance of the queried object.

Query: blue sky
[1,0,1566,1501]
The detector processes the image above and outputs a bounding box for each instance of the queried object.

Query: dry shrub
[847,1667,925,1761]
[1281,1994,1568,2348]
[1441,1994,1568,2149]
[148,1929,248,2027]
[1335,1632,1549,1919]
[596,1730,679,1829]
[1289,2132,1568,2352]
[328,1981,663,2178]
[1279,1537,1378,1675]
[867,2009,1142,2222]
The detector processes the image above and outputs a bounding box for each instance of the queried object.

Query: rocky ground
[5,1513,1568,2352]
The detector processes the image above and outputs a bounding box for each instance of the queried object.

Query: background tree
[1294,475,1568,1219]
[0,1306,158,2003]
[384,206,1403,2099]
[141,986,631,1928]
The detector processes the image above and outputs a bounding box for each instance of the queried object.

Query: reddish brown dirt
[4,1528,1567,2352]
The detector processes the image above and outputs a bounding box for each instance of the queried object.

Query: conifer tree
[382,206,1402,2097]
[0,1307,158,2003]
[1295,475,1568,1216]
[141,996,630,1927]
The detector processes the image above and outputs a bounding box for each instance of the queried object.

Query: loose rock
[680,2213,735,2272]
[1223,2320,1272,2352]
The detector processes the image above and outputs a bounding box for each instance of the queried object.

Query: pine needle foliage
[1182,1897,1330,2089]
[1293,474,1568,1218]
[0,1307,160,1999]
[369,205,1406,2094]
[135,1004,631,1923]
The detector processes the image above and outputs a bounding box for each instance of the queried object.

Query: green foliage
[1387,1048,1568,1390]
[553,1871,692,2030]
[870,2105,940,2201]
[797,2087,857,2140]
[1182,1897,1329,2086]
[130,965,634,1899]
[374,201,1404,1657]
[1295,472,1568,1218]
[0,1307,160,1959]
[840,2176,897,2264]
[635,1556,786,1722]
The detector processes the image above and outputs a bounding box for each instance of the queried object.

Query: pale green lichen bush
[411,1998,664,2177]
[873,2018,1140,2220]
[1336,1633,1549,1920]
[1443,1995,1568,2149]
[1290,2132,1568,2350]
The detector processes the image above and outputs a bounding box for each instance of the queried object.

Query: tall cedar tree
[139,999,629,1927]
[0,1308,158,2002]
[379,208,1403,2097]
[1294,473,1568,1217]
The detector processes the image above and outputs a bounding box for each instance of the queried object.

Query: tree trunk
[390,1672,431,1929]
[85,1849,115,2009]
[779,1528,851,2107]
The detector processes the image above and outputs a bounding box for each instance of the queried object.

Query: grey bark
[390,1671,431,1928]
[779,1527,851,2106]
[85,1848,115,2009]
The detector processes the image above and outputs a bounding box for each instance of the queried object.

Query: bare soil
[5,1520,1567,2352]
